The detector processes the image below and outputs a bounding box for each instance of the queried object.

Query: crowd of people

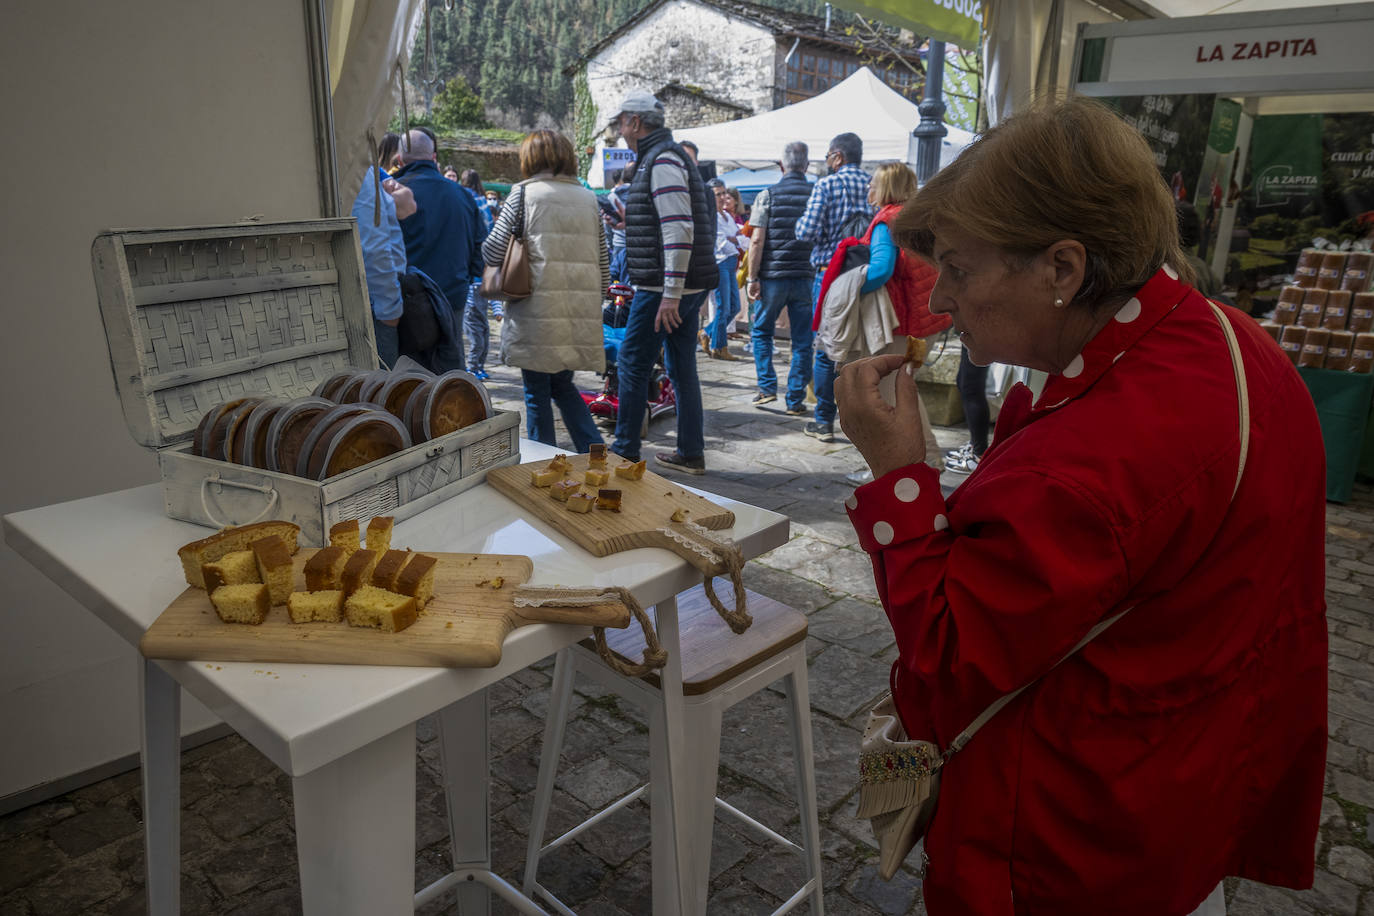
[351,90,990,476]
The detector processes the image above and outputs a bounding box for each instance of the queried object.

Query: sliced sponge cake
[178,521,300,589]
[394,553,437,609]
[366,516,394,553]
[286,590,345,624]
[202,550,259,592]
[344,585,418,632]
[250,536,294,606]
[341,549,380,595]
[209,583,270,625]
[304,546,350,592]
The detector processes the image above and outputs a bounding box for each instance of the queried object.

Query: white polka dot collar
[1033,265,1191,413]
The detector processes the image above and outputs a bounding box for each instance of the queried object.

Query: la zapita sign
[1104,19,1374,85]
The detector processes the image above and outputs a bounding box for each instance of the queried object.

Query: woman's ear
[1046,240,1087,304]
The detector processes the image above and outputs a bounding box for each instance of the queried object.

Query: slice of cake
[304,546,350,591]
[583,468,609,487]
[341,549,379,595]
[209,583,270,625]
[366,516,394,553]
[202,551,259,592]
[250,536,294,606]
[329,519,361,551]
[596,488,623,512]
[547,453,570,473]
[178,520,300,588]
[550,479,581,502]
[371,549,413,590]
[531,467,561,487]
[394,553,437,609]
[614,460,646,481]
[286,590,345,623]
[566,492,595,513]
[588,443,607,468]
[345,585,419,632]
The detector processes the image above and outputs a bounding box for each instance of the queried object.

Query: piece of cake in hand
[345,585,419,632]
[371,549,413,590]
[329,519,361,550]
[614,460,646,480]
[250,536,294,606]
[286,590,345,623]
[394,554,437,609]
[210,583,270,625]
[202,550,259,592]
[366,516,394,553]
[178,520,300,588]
[304,546,350,591]
[341,549,379,595]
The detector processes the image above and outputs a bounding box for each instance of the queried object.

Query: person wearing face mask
[702,179,748,360]
[833,98,1325,916]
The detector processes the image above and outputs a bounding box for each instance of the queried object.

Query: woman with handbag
[481,130,607,453]
[835,98,1327,914]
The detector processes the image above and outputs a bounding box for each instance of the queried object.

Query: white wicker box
[92,219,520,547]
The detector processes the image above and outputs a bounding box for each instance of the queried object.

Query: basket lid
[91,219,378,449]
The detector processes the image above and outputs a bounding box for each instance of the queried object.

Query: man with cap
[610,89,718,474]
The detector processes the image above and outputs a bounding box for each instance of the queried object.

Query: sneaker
[945,450,981,474]
[804,422,834,443]
[783,404,807,416]
[654,450,706,475]
[471,369,490,381]
[751,391,777,407]
[945,442,974,464]
[698,330,711,355]
[710,347,741,361]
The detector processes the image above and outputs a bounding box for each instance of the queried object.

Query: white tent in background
[673,67,974,171]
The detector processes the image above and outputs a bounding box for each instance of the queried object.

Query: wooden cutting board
[485,455,734,565]
[140,552,630,668]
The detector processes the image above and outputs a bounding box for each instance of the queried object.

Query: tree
[433,75,490,130]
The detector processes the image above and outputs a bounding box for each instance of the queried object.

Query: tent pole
[913,40,947,184]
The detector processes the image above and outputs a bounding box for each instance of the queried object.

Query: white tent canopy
[673,67,974,169]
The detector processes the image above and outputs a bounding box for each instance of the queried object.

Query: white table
[3,440,789,915]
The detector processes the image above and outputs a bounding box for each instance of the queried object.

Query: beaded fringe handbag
[858,300,1251,880]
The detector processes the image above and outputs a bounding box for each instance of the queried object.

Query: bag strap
[943,300,1251,760]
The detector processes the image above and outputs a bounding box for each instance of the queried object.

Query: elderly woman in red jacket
[836,97,1326,914]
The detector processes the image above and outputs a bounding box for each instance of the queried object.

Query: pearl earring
[1054,296,1066,308]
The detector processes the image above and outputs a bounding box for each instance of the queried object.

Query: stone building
[571,0,925,136]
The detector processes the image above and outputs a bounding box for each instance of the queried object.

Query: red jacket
[846,267,1326,913]
[811,204,950,339]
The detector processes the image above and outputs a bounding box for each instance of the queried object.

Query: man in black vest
[610,90,718,474]
[745,141,815,414]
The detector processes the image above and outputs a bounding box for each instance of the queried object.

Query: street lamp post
[912,38,947,185]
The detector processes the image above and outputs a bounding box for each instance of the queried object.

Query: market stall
[1072,3,1374,502]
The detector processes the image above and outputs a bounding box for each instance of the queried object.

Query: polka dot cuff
[845,463,949,553]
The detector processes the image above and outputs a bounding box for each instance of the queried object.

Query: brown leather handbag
[480,182,532,300]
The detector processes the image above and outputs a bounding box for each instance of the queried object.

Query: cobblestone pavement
[3,326,1373,914]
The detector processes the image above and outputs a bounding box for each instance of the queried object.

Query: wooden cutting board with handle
[140,551,630,668]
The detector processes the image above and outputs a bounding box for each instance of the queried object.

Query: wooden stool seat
[581,584,808,696]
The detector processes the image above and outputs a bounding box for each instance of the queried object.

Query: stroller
[582,283,677,431]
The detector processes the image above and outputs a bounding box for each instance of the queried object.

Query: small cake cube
[202,550,259,592]
[588,443,607,468]
[614,460,646,480]
[395,553,437,609]
[209,583,270,625]
[329,519,360,550]
[583,468,609,486]
[596,488,623,512]
[304,546,350,591]
[531,467,562,487]
[550,479,581,502]
[371,549,413,590]
[566,492,595,513]
[341,549,379,595]
[345,585,419,632]
[286,590,345,623]
[250,536,294,606]
[547,453,570,472]
[366,516,394,553]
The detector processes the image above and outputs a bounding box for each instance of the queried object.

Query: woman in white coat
[482,130,609,453]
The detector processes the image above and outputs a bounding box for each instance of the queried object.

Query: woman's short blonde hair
[893,97,1190,312]
[869,162,918,209]
[520,129,578,179]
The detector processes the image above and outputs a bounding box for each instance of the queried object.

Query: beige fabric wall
[0,0,324,802]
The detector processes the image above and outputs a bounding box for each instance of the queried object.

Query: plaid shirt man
[795,162,872,271]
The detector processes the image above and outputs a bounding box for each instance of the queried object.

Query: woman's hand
[836,353,926,478]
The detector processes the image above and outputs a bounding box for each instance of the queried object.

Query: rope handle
[659,521,752,634]
[513,585,667,676]
[200,474,280,529]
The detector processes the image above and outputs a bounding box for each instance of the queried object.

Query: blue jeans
[464,287,491,371]
[610,246,628,285]
[373,319,399,370]
[612,288,709,462]
[751,276,814,409]
[521,369,604,454]
[809,271,838,425]
[708,256,739,350]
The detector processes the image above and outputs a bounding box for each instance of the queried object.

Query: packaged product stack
[1265,249,1374,372]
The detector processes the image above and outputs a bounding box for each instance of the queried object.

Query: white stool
[522,584,825,915]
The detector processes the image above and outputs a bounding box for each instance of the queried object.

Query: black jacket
[624,128,718,291]
[759,171,815,280]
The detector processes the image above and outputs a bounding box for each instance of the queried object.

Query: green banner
[1250,114,1323,211]
[828,0,982,49]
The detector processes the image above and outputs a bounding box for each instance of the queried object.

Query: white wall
[0,1,324,802]
[585,0,777,132]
